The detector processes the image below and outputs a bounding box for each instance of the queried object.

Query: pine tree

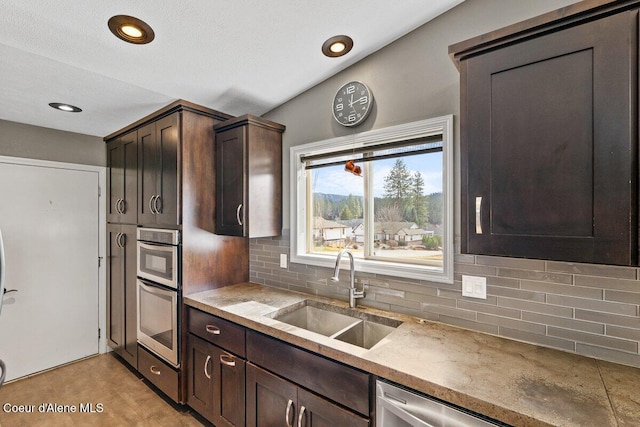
[410,171,429,227]
[345,194,363,219]
[383,159,412,201]
[427,192,443,224]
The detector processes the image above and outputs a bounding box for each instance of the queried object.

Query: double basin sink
[266,299,402,349]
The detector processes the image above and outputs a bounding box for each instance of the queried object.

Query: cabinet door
[216,126,246,236]
[106,224,137,368]
[462,11,637,265]
[121,132,138,224]
[121,224,138,368]
[106,141,124,223]
[298,388,369,427]
[106,225,124,352]
[138,122,158,226]
[187,335,215,423]
[155,113,180,227]
[246,363,297,427]
[212,346,245,427]
[137,114,180,227]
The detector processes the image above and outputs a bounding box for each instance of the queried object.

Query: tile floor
[0,353,206,426]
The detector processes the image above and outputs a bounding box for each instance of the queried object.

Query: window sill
[290,253,453,284]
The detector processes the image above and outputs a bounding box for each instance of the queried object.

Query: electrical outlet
[462,275,486,299]
[280,254,288,269]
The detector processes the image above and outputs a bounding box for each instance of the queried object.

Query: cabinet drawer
[247,330,370,416]
[188,308,246,357]
[138,345,180,403]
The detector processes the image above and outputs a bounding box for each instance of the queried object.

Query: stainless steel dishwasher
[376,380,505,427]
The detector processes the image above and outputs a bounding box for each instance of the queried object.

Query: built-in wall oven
[137,228,181,367]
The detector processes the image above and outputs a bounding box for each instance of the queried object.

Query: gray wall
[0,119,105,167]
[253,0,640,368]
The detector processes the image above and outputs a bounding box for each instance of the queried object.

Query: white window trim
[290,115,454,284]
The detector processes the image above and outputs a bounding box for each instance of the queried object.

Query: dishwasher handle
[377,395,436,427]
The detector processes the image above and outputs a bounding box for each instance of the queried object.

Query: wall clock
[332,81,374,127]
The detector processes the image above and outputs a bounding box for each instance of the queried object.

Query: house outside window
[290,115,453,283]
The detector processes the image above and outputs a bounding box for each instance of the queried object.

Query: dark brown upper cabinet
[214,115,285,238]
[137,113,180,227]
[106,130,137,224]
[450,2,639,265]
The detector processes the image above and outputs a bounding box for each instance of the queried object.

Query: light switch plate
[462,275,487,299]
[280,254,288,269]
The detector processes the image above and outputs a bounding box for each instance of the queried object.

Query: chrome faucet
[331,249,365,308]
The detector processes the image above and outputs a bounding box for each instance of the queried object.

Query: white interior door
[0,160,100,382]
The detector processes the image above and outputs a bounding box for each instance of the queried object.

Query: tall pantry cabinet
[106,128,138,368]
[105,101,251,402]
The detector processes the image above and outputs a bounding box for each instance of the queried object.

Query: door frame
[0,155,107,354]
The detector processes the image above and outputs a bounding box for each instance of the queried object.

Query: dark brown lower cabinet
[106,223,137,368]
[246,363,369,427]
[187,334,245,427]
[138,345,180,403]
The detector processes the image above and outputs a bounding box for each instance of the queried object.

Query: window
[290,115,453,283]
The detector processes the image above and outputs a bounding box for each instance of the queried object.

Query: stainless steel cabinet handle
[204,355,211,379]
[150,365,161,376]
[475,196,483,234]
[115,232,121,248]
[297,405,306,427]
[236,204,243,226]
[149,195,157,214]
[154,195,162,214]
[219,354,236,367]
[118,198,126,214]
[285,399,294,427]
[117,233,126,248]
[114,199,121,214]
[205,325,221,335]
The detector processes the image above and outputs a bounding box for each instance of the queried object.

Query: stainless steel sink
[333,320,397,349]
[269,299,402,349]
[273,303,360,337]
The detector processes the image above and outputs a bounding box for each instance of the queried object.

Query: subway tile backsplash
[249,231,640,368]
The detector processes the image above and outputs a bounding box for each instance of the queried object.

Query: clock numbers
[360,96,368,105]
[335,103,343,111]
[346,85,356,95]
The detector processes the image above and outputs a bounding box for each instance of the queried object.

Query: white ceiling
[0,0,463,137]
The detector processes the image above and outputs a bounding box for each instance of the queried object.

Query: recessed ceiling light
[49,103,82,113]
[322,35,353,57]
[108,15,155,45]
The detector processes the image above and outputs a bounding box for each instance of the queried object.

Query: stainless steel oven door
[137,242,178,289]
[137,279,179,367]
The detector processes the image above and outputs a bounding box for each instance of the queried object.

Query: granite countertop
[184,282,640,427]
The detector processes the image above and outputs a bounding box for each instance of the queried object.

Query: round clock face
[332,81,373,127]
